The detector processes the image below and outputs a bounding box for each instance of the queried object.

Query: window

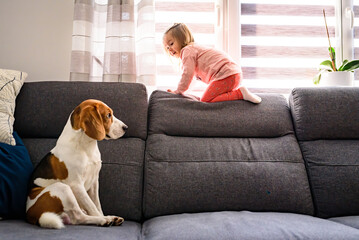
[154,0,357,93]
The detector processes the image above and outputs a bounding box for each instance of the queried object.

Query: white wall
[0,0,74,82]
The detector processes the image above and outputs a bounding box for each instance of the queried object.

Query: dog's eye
[106,113,111,119]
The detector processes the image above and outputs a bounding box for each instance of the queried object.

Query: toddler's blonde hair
[164,23,195,55]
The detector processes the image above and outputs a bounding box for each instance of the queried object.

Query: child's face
[163,33,182,58]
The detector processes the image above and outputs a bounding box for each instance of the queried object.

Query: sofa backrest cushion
[289,87,359,218]
[14,81,148,140]
[148,90,294,138]
[143,91,314,219]
[13,81,148,222]
[289,87,359,141]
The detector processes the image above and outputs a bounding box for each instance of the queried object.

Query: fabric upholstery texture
[144,91,313,219]
[0,220,141,240]
[2,84,359,239]
[98,139,145,220]
[289,87,359,141]
[290,87,359,218]
[142,211,359,240]
[22,138,145,221]
[299,140,359,218]
[14,81,148,140]
[0,69,27,145]
[330,216,359,229]
[0,132,33,218]
[14,82,148,222]
[148,91,294,137]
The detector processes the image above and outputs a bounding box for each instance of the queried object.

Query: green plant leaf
[340,60,359,71]
[313,73,321,85]
[328,47,336,59]
[327,47,337,70]
[318,60,334,71]
[313,69,327,85]
[338,59,349,71]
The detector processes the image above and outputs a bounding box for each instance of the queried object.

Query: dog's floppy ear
[81,105,106,140]
[71,104,106,140]
[71,105,81,130]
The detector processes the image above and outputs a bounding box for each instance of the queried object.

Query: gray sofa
[0,82,358,240]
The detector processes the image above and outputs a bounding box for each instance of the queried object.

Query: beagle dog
[26,99,128,229]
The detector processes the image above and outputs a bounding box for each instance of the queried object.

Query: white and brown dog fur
[26,99,128,229]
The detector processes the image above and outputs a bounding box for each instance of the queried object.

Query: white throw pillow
[0,69,27,145]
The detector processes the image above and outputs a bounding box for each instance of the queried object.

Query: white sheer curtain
[70,0,156,85]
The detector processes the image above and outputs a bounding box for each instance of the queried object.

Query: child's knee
[200,92,214,102]
[200,96,212,102]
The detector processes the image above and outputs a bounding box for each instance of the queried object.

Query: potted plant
[313,47,359,85]
[313,10,359,86]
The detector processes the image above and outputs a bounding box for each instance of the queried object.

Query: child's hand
[167,89,180,94]
[167,89,200,101]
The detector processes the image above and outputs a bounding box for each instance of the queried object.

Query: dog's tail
[39,212,65,229]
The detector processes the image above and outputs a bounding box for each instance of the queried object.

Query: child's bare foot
[239,86,262,104]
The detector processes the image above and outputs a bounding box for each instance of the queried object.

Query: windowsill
[247,88,292,94]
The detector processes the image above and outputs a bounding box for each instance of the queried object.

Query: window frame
[153,0,356,94]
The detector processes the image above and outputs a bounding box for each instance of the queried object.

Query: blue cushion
[0,132,33,218]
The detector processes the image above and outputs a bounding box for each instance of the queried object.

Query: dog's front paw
[102,216,124,227]
[113,216,124,226]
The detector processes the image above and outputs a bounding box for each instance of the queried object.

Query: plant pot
[320,71,354,86]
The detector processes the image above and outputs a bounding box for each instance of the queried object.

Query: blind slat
[242,25,334,37]
[242,46,329,58]
[242,4,335,16]
[156,2,214,12]
[242,67,317,80]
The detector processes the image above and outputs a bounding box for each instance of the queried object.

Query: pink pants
[200,73,243,102]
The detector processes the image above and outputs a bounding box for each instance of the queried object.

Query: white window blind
[240,0,336,91]
[155,0,215,92]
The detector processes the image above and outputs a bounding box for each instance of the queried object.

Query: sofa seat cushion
[0,220,141,240]
[142,211,359,240]
[330,216,359,229]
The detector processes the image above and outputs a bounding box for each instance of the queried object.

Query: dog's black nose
[122,125,128,131]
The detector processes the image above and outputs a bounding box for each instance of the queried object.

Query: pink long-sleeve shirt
[176,44,242,93]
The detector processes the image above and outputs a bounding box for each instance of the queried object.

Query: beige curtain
[70,0,156,85]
